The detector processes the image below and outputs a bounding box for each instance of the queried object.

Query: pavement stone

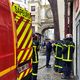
[37,52,75,80]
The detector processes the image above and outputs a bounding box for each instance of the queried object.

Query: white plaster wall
[73,0,80,76]
[57,0,64,40]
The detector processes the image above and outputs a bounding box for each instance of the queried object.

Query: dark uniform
[46,40,52,68]
[61,34,75,79]
[32,35,39,80]
[53,40,63,73]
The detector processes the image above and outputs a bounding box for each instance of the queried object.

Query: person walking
[46,39,52,68]
[32,34,40,80]
[61,34,75,79]
[52,40,63,73]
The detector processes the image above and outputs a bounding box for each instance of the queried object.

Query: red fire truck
[0,0,32,80]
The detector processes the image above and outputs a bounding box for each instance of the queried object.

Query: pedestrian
[32,34,40,80]
[46,39,52,68]
[52,40,63,73]
[61,34,75,79]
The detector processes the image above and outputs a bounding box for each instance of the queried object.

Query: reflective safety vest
[32,46,38,63]
[53,42,63,59]
[62,41,75,62]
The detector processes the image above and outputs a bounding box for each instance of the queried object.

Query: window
[31,6,35,11]
[32,26,35,33]
[32,15,35,21]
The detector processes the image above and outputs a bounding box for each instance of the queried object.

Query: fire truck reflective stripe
[0,65,16,77]
[15,16,24,29]
[30,68,32,73]
[18,30,32,61]
[24,68,30,77]
[18,38,32,63]
[24,47,32,62]
[18,72,24,80]
[17,20,29,41]
[17,22,30,47]
[27,48,33,60]
[20,39,32,63]
[18,31,31,50]
[15,15,20,22]
[17,20,25,36]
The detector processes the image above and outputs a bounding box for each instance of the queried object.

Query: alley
[37,51,75,80]
[37,51,62,80]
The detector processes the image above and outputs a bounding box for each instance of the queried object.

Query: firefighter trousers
[32,63,38,80]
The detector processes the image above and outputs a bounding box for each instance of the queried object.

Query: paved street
[37,51,62,80]
[37,51,75,80]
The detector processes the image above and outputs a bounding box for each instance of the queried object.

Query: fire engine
[0,0,32,80]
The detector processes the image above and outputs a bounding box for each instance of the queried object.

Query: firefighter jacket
[32,40,39,63]
[52,40,63,59]
[62,40,75,62]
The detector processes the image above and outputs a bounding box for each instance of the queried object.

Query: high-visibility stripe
[17,20,29,41]
[17,20,26,36]
[18,25,31,49]
[68,46,70,60]
[16,17,24,29]
[55,56,62,59]
[27,48,33,60]
[21,39,32,63]
[54,65,63,68]
[32,73,37,76]
[0,65,16,77]
[18,31,31,50]
[18,23,31,48]
[20,29,32,49]
[18,72,24,80]
[24,68,30,77]
[24,47,32,62]
[18,37,32,63]
[18,29,32,61]
[15,15,20,22]
[29,68,32,73]
[62,59,72,62]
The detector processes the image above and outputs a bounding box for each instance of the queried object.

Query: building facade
[73,0,80,79]
[28,0,42,33]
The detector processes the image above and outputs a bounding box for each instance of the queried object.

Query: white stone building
[28,0,42,34]
[73,0,80,79]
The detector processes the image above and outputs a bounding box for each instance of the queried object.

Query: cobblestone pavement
[37,52,75,80]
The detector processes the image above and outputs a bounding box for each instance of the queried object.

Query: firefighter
[32,34,40,80]
[52,40,63,73]
[46,39,52,68]
[61,34,75,79]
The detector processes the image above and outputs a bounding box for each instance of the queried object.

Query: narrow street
[37,51,62,80]
[37,51,75,80]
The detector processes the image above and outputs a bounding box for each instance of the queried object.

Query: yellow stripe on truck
[17,20,25,36]
[18,72,24,80]
[21,38,32,63]
[18,29,32,61]
[18,23,30,48]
